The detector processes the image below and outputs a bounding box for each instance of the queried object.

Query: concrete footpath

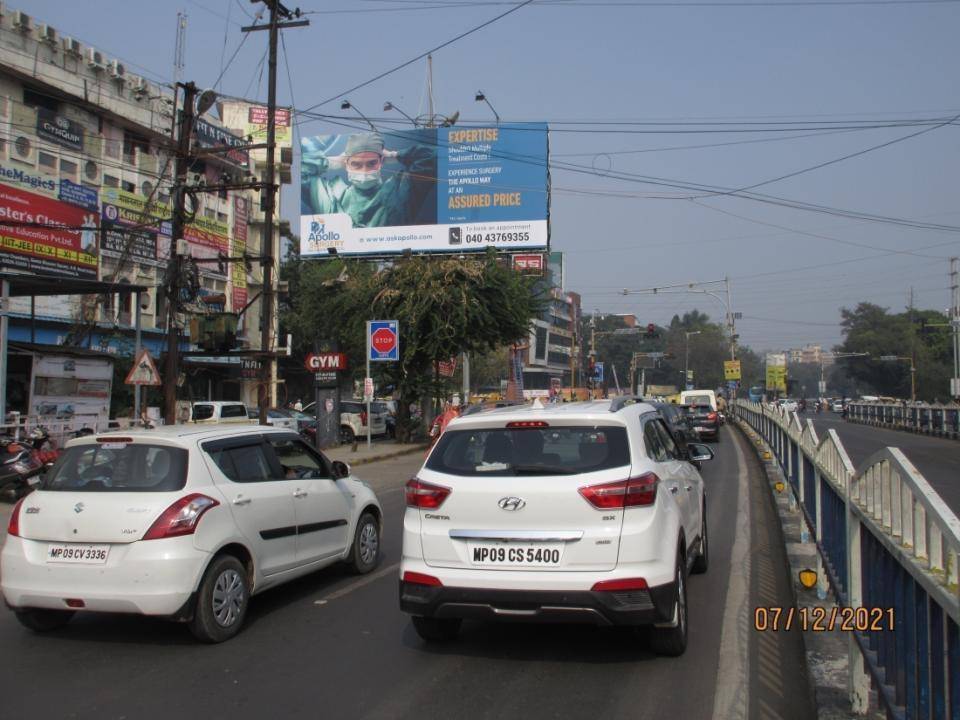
[324,440,429,467]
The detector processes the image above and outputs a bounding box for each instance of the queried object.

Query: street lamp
[475,91,500,124]
[684,331,701,389]
[383,100,418,127]
[340,100,376,131]
[879,355,916,402]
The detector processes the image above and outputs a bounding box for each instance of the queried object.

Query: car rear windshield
[684,404,713,414]
[426,426,630,477]
[43,443,189,492]
[684,395,712,406]
[192,404,214,421]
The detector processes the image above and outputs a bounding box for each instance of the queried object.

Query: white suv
[399,398,713,656]
[2,426,382,642]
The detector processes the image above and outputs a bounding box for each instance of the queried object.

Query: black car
[683,403,720,442]
[649,401,700,462]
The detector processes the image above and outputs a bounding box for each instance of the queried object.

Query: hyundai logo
[73,502,85,514]
[498,496,526,511]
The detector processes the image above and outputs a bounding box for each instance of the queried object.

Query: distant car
[191,401,251,424]
[680,390,717,412]
[302,400,388,444]
[2,426,383,642]
[832,401,844,413]
[780,400,798,413]
[649,401,699,454]
[683,403,720,442]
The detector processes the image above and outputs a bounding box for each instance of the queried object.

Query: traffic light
[644,323,659,339]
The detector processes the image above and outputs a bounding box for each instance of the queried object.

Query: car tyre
[14,608,74,632]
[412,616,461,642]
[649,553,688,657]
[348,511,380,574]
[340,426,356,444]
[691,506,708,575]
[189,555,249,643]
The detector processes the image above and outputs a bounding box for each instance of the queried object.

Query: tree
[285,250,543,440]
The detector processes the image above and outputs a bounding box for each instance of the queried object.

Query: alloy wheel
[212,568,245,627]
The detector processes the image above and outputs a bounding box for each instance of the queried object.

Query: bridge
[0,408,956,719]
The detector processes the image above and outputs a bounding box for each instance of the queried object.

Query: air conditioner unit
[38,24,57,44]
[61,36,81,56]
[13,10,31,31]
[158,96,175,117]
[86,47,105,69]
[129,75,149,97]
[108,60,125,79]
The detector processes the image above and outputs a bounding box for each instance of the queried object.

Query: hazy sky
[20,0,960,352]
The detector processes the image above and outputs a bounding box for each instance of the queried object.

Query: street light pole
[684,330,701,389]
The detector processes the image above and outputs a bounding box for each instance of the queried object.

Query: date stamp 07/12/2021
[754,606,895,633]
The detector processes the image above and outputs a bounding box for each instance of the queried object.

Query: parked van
[190,401,252,424]
[680,389,718,412]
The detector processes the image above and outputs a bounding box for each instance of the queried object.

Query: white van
[190,401,252,424]
[680,389,718,412]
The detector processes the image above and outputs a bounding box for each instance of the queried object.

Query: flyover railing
[846,400,960,439]
[735,400,960,719]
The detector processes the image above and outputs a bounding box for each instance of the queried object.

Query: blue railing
[735,401,960,718]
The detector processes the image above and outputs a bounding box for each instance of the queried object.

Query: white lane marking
[711,431,752,720]
[316,562,400,604]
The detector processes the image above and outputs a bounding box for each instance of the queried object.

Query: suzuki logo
[73,502,85,514]
[498,496,526,511]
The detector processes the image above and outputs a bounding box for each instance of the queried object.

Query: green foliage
[836,302,951,401]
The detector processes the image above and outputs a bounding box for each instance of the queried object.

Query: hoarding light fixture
[327,248,338,256]
[383,100,418,127]
[340,100,376,131]
[474,90,500,125]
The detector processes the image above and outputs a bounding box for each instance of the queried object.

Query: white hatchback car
[2,425,382,642]
[399,398,713,656]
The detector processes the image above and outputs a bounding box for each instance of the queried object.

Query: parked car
[191,401,251,424]
[399,398,713,656]
[301,400,388,444]
[683,403,720,442]
[1,426,382,642]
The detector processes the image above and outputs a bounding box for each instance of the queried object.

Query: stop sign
[372,327,396,354]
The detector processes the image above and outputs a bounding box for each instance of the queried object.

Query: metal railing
[846,400,960,438]
[735,400,960,718]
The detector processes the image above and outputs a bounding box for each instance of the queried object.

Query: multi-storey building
[0,6,288,416]
[522,252,581,395]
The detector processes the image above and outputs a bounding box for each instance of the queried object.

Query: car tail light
[707,412,718,422]
[579,473,659,509]
[405,478,451,509]
[97,437,133,444]
[402,571,443,587]
[64,598,86,608]
[506,421,549,428]
[142,493,219,540]
[7,497,24,537]
[591,577,649,592]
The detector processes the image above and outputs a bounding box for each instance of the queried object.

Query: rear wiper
[512,464,578,475]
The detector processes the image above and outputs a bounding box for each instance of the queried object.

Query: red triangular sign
[125,349,162,386]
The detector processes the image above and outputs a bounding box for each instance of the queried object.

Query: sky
[18,0,960,353]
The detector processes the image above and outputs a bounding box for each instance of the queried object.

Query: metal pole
[952,258,959,399]
[462,352,470,405]
[257,3,281,426]
[685,333,690,387]
[163,82,197,425]
[366,321,372,448]
[725,276,735,361]
[134,291,142,424]
[0,279,8,422]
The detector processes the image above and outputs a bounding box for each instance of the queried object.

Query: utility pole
[243,3,308,425]
[163,81,198,425]
[951,258,959,399]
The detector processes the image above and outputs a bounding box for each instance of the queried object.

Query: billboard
[0,182,98,278]
[765,352,787,392]
[724,360,741,381]
[299,124,548,257]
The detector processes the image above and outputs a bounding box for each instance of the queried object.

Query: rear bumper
[399,580,677,626]
[695,425,718,438]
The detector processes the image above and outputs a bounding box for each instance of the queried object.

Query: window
[141,180,153,196]
[220,404,248,419]
[123,130,150,164]
[203,208,216,220]
[84,160,99,181]
[38,151,56,170]
[643,421,669,462]
[122,180,135,193]
[206,443,272,483]
[23,87,59,112]
[60,158,78,179]
[103,174,119,188]
[192,404,214,421]
[652,419,680,460]
[44,444,188,492]
[217,211,228,223]
[426,426,630,477]
[268,438,329,480]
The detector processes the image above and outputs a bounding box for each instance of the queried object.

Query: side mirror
[688,443,714,463]
[331,460,351,479]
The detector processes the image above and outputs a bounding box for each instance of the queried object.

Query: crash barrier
[735,401,960,718]
[0,414,106,450]
[846,401,960,440]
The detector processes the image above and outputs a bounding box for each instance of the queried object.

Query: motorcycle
[0,438,45,501]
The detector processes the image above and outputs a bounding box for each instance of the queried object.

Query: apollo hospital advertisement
[299,123,549,257]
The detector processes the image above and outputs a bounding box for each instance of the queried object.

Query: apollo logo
[308,220,341,243]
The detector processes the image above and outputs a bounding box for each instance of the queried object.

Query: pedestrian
[294,398,303,412]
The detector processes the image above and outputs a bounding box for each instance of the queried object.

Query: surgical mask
[348,169,382,190]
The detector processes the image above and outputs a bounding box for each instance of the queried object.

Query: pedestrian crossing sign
[125,349,162,386]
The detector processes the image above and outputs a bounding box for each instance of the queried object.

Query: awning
[0,271,152,297]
